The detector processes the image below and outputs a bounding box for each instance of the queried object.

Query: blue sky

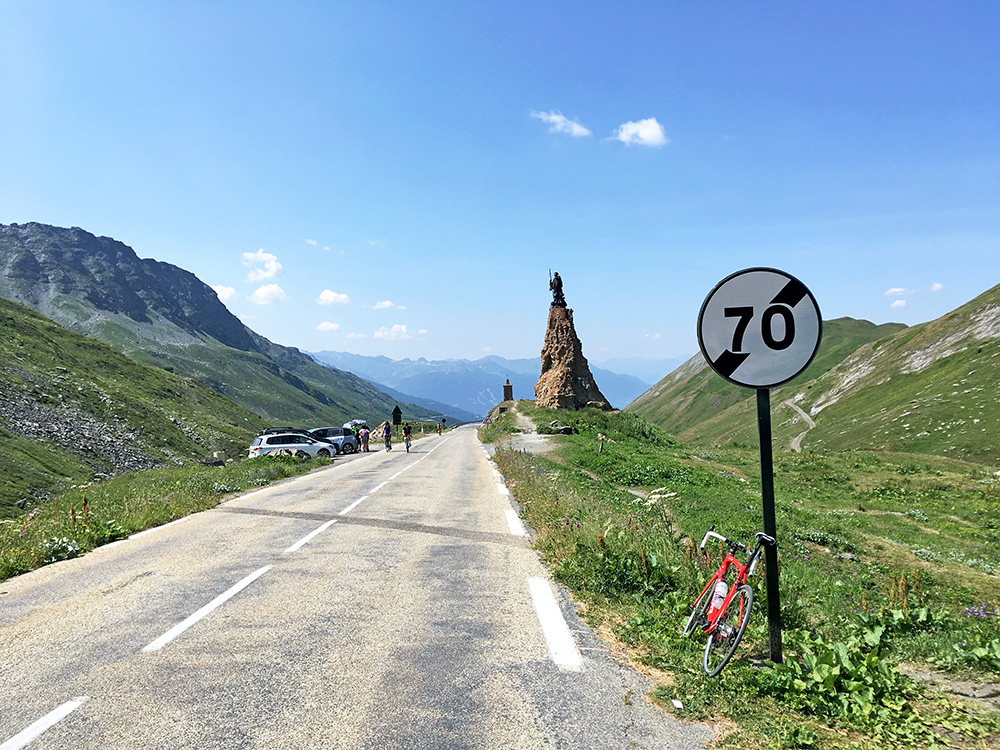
[2,2,998,376]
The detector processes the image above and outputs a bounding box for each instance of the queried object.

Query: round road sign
[697,267,822,388]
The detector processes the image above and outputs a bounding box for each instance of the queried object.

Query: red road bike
[682,525,775,676]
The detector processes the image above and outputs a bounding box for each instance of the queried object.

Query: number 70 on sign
[697,268,822,390]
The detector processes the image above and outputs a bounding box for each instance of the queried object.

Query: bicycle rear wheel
[703,585,753,677]
[682,579,715,637]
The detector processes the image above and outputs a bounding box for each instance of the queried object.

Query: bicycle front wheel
[703,585,753,677]
[682,579,715,637]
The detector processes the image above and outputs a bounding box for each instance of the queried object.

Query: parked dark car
[309,427,359,454]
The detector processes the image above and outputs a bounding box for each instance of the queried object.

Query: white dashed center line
[142,565,272,653]
[284,520,338,554]
[0,697,89,750]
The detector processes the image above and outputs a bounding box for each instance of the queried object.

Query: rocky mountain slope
[629,287,1000,465]
[308,351,651,415]
[0,223,443,426]
[0,296,265,518]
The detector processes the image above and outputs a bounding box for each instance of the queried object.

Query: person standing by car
[382,421,392,451]
[403,422,412,452]
[359,424,370,452]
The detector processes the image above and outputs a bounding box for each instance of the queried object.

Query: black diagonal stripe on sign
[770,277,808,308]
[712,349,751,379]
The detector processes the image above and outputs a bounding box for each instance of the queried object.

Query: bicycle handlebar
[699,528,747,554]
[699,526,777,554]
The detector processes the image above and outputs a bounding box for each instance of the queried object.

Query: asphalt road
[0,426,712,749]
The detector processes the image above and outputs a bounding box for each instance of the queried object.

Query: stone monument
[534,272,610,410]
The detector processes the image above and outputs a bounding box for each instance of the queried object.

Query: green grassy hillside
[0,297,265,518]
[483,404,1000,748]
[629,318,905,437]
[668,284,1000,466]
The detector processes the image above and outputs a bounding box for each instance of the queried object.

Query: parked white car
[248,433,334,459]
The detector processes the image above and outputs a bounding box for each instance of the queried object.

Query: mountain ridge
[629,287,1000,464]
[0,223,443,426]
[307,350,653,415]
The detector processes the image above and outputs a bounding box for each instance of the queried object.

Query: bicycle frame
[694,528,770,634]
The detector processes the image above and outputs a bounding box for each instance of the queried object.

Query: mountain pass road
[0,426,712,749]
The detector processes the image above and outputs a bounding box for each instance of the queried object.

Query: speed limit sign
[698,268,822,389]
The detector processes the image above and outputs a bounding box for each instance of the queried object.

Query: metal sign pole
[698,268,820,668]
[756,387,783,664]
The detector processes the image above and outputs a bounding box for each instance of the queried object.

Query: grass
[487,401,1000,748]
[0,454,331,581]
[0,296,266,518]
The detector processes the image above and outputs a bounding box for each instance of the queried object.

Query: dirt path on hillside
[510,411,557,454]
[784,400,816,452]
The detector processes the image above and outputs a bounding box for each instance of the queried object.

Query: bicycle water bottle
[709,580,728,615]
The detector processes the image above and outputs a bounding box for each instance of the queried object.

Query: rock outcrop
[535,306,610,410]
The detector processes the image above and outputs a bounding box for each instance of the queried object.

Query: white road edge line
[122,515,191,543]
[0,696,89,750]
[527,577,583,671]
[142,566,272,653]
[284,520,337,554]
[338,495,368,516]
[505,509,526,536]
[369,481,387,494]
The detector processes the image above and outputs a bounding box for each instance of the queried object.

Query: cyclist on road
[382,421,392,451]
[403,422,412,452]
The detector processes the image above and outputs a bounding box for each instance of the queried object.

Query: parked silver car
[248,432,334,459]
[309,426,359,454]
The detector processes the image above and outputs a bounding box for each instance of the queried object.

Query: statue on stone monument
[549,270,567,308]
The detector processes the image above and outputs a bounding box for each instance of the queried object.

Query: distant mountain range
[0,223,446,426]
[307,351,655,416]
[629,286,1000,465]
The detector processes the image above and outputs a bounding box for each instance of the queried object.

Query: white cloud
[248,284,287,305]
[305,239,317,246]
[612,117,668,147]
[317,289,349,305]
[243,249,282,282]
[374,324,411,341]
[373,300,395,310]
[931,282,944,292]
[530,110,591,137]
[347,332,367,339]
[885,287,914,297]
[483,346,493,353]
[891,299,907,309]
[316,321,340,332]
[644,332,662,340]
[417,329,428,336]
[368,239,385,247]
[212,285,237,301]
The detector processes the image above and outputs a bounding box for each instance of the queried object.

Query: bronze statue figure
[549,270,567,308]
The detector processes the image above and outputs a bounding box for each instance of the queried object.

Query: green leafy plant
[39,536,80,563]
[756,633,922,737]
